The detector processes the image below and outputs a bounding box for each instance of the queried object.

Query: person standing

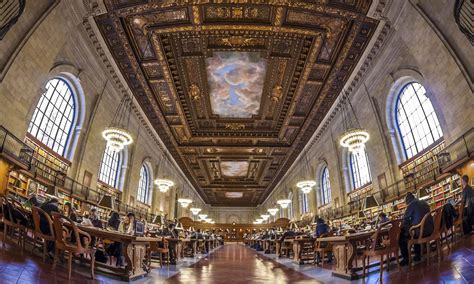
[399,192,433,266]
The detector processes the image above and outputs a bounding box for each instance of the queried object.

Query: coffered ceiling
[95,0,378,206]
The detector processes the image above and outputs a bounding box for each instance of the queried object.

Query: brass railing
[438,127,473,172]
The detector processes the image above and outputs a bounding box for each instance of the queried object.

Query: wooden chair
[1,196,27,252]
[281,239,294,258]
[51,212,96,279]
[31,206,55,261]
[452,203,464,242]
[408,207,443,266]
[147,238,170,267]
[314,232,334,267]
[362,220,402,282]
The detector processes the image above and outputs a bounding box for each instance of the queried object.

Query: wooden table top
[316,230,380,242]
[78,226,160,242]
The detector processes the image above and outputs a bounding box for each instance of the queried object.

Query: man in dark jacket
[315,218,330,238]
[399,192,433,265]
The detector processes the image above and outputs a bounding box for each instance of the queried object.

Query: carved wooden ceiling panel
[96,0,378,206]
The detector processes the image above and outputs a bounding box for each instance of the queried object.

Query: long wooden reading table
[317,230,377,280]
[78,226,159,281]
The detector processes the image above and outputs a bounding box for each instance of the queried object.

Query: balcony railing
[0,125,155,221]
[438,127,473,172]
[0,126,33,168]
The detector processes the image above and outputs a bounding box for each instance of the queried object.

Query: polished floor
[0,235,473,283]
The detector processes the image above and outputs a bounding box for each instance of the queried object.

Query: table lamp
[98,194,115,210]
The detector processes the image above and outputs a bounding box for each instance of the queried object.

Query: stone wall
[0,0,206,218]
[261,0,473,219]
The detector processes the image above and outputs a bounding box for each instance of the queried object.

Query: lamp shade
[46,186,57,197]
[277,199,291,208]
[98,194,114,209]
[267,208,279,216]
[289,222,298,230]
[152,215,163,224]
[190,207,201,215]
[363,195,378,210]
[175,222,184,230]
[418,187,431,199]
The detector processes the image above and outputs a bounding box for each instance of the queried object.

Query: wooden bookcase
[400,141,445,191]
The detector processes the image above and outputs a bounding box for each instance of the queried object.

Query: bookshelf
[425,174,461,209]
[400,141,445,191]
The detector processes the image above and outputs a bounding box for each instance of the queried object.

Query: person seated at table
[315,218,330,238]
[279,228,296,241]
[119,212,136,235]
[191,228,204,240]
[376,212,390,228]
[461,175,474,234]
[163,223,179,260]
[24,194,41,209]
[81,212,93,227]
[89,208,103,228]
[399,192,433,266]
[64,202,78,222]
[105,212,125,266]
[39,198,60,256]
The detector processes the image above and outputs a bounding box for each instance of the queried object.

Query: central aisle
[165,244,314,283]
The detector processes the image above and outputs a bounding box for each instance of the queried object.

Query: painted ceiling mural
[206,52,266,118]
[95,0,378,206]
[220,161,250,177]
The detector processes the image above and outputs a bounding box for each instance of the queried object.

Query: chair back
[51,212,86,250]
[0,196,13,222]
[380,219,401,250]
[431,207,444,237]
[32,206,54,238]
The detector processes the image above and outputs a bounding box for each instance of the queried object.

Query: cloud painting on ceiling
[206,52,266,118]
[225,192,244,198]
[220,161,249,177]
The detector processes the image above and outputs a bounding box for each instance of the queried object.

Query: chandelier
[190,208,201,215]
[296,149,316,194]
[339,89,369,154]
[296,180,316,194]
[198,214,207,220]
[277,199,291,208]
[261,214,270,221]
[154,179,174,193]
[102,95,133,152]
[254,218,263,224]
[178,198,192,208]
[267,208,279,216]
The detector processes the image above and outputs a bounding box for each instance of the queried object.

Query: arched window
[137,165,151,204]
[288,193,294,220]
[320,167,331,205]
[396,82,443,159]
[300,192,309,214]
[350,150,372,190]
[27,78,75,156]
[98,146,121,188]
